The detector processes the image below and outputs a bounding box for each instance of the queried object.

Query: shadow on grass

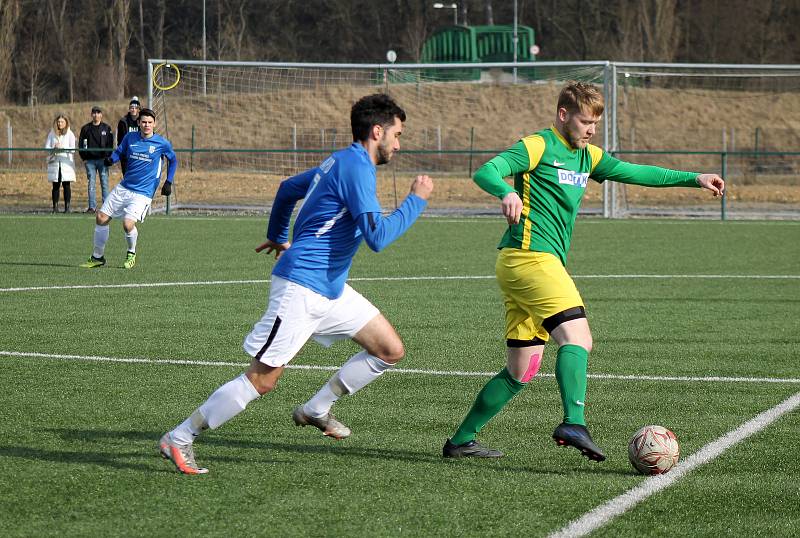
[39,428,633,477]
[0,445,175,473]
[0,261,93,269]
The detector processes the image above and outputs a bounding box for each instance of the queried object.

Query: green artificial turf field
[1,214,798,537]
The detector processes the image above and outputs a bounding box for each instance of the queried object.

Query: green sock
[450,367,526,446]
[555,344,589,425]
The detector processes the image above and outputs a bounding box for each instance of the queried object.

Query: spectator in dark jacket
[116,96,141,174]
[78,105,115,213]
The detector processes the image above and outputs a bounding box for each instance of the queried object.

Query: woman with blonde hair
[44,114,77,213]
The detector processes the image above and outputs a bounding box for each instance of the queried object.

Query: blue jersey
[267,142,427,299]
[111,132,177,198]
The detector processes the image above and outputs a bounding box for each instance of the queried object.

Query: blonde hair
[557,82,604,116]
[53,114,70,135]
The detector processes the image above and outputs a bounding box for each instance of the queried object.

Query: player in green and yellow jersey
[443,82,725,462]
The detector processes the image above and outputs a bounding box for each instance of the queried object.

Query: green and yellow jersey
[474,126,700,265]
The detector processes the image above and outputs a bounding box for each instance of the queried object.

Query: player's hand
[255,239,291,259]
[103,157,114,168]
[161,181,172,196]
[696,174,725,197]
[410,175,434,200]
[501,191,523,225]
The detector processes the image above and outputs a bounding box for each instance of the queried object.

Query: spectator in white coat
[45,114,77,213]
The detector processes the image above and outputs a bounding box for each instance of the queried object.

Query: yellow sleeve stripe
[587,143,604,173]
[521,134,545,171]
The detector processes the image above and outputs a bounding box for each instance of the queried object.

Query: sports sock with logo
[450,367,525,446]
[124,227,138,253]
[92,224,110,258]
[303,351,392,418]
[555,344,589,425]
[170,373,260,445]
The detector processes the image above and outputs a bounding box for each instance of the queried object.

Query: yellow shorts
[495,248,584,343]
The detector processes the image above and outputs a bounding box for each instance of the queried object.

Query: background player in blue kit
[79,108,177,269]
[160,93,434,475]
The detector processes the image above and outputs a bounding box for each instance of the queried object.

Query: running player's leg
[544,305,605,461]
[80,210,111,267]
[162,277,321,473]
[444,249,550,457]
[444,340,543,458]
[122,218,138,268]
[298,286,398,432]
[120,193,151,268]
[546,312,592,427]
[81,186,124,267]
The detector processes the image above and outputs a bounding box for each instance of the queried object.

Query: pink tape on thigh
[521,353,542,383]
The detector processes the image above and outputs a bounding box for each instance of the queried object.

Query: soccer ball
[627,425,680,475]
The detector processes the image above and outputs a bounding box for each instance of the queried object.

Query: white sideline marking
[2,273,798,293]
[1,351,799,384]
[549,391,800,538]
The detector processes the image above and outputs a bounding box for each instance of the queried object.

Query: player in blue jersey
[159,94,434,474]
[79,108,177,269]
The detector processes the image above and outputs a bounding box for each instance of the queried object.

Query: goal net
[147,60,608,214]
[609,63,800,219]
[146,60,800,218]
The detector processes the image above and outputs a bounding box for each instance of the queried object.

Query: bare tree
[215,0,250,60]
[15,5,48,106]
[151,0,167,60]
[46,0,82,102]
[104,0,132,98]
[0,0,21,103]
[136,0,147,68]
[639,0,681,62]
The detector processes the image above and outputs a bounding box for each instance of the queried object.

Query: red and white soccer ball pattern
[628,425,680,475]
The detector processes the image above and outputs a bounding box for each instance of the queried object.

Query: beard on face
[376,137,394,165]
[565,125,588,148]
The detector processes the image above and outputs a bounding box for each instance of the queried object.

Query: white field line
[2,273,798,293]
[1,351,799,384]
[549,390,800,538]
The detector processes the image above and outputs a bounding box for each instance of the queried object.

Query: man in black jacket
[78,106,115,213]
[116,96,141,174]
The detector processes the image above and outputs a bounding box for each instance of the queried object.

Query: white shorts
[243,276,380,367]
[100,184,152,222]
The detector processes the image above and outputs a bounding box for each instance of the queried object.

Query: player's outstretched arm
[696,174,725,197]
[255,238,291,259]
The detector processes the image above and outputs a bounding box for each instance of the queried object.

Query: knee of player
[565,335,592,353]
[253,379,278,396]
[250,375,279,395]
[378,341,405,364]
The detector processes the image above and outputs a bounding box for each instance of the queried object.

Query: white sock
[125,227,138,253]
[92,224,110,258]
[303,351,393,418]
[170,374,260,445]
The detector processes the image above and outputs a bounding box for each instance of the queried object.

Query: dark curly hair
[350,94,406,142]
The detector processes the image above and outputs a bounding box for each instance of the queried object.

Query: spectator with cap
[117,96,141,174]
[78,105,115,213]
